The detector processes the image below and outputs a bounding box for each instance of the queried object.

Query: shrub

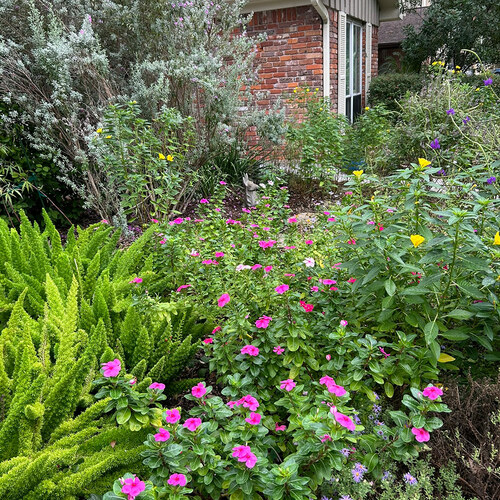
[368,73,423,111]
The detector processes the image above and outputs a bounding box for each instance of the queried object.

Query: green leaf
[364,453,379,472]
[384,278,396,296]
[384,381,394,398]
[287,337,300,352]
[424,321,438,345]
[116,407,131,425]
[446,309,474,320]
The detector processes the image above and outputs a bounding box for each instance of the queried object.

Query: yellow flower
[105,135,112,139]
[410,234,425,248]
[365,106,370,111]
[475,88,480,91]
[167,155,174,162]
[353,170,363,178]
[494,232,500,245]
[455,65,461,70]
[96,128,103,133]
[293,89,297,93]
[315,88,319,91]
[158,153,165,160]
[418,158,431,168]
[432,61,438,66]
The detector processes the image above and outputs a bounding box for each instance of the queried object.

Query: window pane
[346,22,351,96]
[353,26,361,95]
[346,96,351,122]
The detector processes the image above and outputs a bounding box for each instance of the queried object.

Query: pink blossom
[275,423,286,431]
[202,338,214,344]
[241,345,259,356]
[320,375,335,386]
[333,263,342,269]
[220,180,227,185]
[311,286,319,292]
[183,417,202,431]
[176,284,192,292]
[273,345,284,355]
[321,279,336,285]
[288,217,297,223]
[340,320,348,327]
[232,445,258,468]
[347,239,356,245]
[215,252,225,257]
[101,219,109,224]
[165,408,181,423]
[284,246,297,250]
[245,412,262,425]
[320,434,332,442]
[327,217,336,222]
[238,394,259,411]
[323,211,330,215]
[284,273,296,277]
[280,379,296,391]
[191,382,207,398]
[264,265,273,272]
[327,384,347,397]
[149,382,165,391]
[412,427,430,442]
[305,240,313,245]
[154,427,171,442]
[252,264,263,270]
[167,473,187,487]
[330,286,339,291]
[347,278,356,283]
[121,476,146,499]
[259,240,277,248]
[303,257,315,268]
[218,293,230,307]
[345,191,353,196]
[275,284,289,294]
[326,354,331,361]
[422,386,443,400]
[299,301,314,312]
[129,378,136,385]
[190,250,199,257]
[331,408,356,431]
[379,347,390,358]
[255,315,272,329]
[202,259,213,265]
[151,218,159,223]
[200,198,209,203]
[212,326,221,334]
[159,239,167,245]
[129,277,142,284]
[101,359,121,378]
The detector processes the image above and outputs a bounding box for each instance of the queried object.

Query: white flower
[235,264,251,271]
[268,180,274,186]
[303,257,315,268]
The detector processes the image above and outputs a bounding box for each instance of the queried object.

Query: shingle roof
[378,7,428,46]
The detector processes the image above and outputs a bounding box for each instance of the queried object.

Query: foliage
[286,87,346,183]
[367,73,423,112]
[402,0,500,71]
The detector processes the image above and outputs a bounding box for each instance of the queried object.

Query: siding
[325,0,379,25]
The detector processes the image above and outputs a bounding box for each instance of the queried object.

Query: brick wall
[246,6,324,114]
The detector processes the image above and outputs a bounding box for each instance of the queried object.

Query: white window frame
[345,20,363,122]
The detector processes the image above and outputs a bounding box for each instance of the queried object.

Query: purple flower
[404,473,418,485]
[382,471,392,481]
[446,108,455,115]
[463,116,470,125]
[484,78,493,86]
[487,176,496,184]
[340,448,350,457]
[430,138,440,149]
[354,463,368,473]
[351,469,363,482]
[436,169,446,176]
[340,496,353,500]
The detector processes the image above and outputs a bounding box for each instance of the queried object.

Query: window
[345,21,362,122]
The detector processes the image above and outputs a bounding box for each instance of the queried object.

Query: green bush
[368,73,423,111]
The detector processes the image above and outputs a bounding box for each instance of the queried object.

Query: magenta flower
[120,476,145,499]
[218,293,230,307]
[245,412,262,425]
[411,427,430,442]
[320,434,332,442]
[149,382,165,391]
[241,345,259,356]
[288,217,297,223]
[422,385,443,400]
[176,284,192,292]
[280,379,296,391]
[327,217,336,222]
[321,279,336,285]
[202,337,214,344]
[310,286,319,292]
[220,180,227,185]
[165,408,181,424]
[255,315,272,329]
[320,375,335,386]
[167,473,187,487]
[215,252,225,258]
[232,445,258,468]
[237,394,259,411]
[379,347,390,358]
[340,320,348,327]
[299,301,314,312]
[129,277,142,284]
[275,284,289,294]
[275,423,286,431]
[154,427,171,442]
[101,359,121,378]
[252,264,262,270]
[183,417,202,431]
[327,384,347,397]
[273,345,284,355]
[326,354,331,360]
[331,408,356,431]
[305,239,313,245]
[191,383,207,398]
[212,326,221,334]
[200,198,209,204]
[347,278,356,283]
[264,265,273,272]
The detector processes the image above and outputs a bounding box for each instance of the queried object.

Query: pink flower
[241,345,259,356]
[326,354,331,361]
[259,240,276,248]
[190,250,199,257]
[149,382,165,391]
[319,375,335,386]
[347,278,356,283]
[275,284,289,294]
[154,427,171,442]
[273,345,284,355]
[345,191,353,196]
[305,240,313,245]
[245,412,262,425]
[212,326,221,334]
[129,277,142,284]
[232,445,258,468]
[203,337,214,344]
[191,382,207,398]
[288,217,297,223]
[215,252,225,257]
[310,286,319,292]
[252,264,263,270]
[340,320,348,327]
[275,423,287,431]
[200,198,209,203]
[412,427,430,442]
[176,284,192,292]
[218,293,230,307]
[202,259,213,265]
[101,219,109,224]
[347,239,356,245]
[320,434,332,442]
[284,273,296,277]
[303,257,315,268]
[321,279,336,285]
[183,417,202,431]
[422,386,443,400]
[165,408,181,423]
[323,211,330,215]
[159,239,167,245]
[327,384,347,397]
[151,218,159,223]
[331,408,356,431]
[121,476,146,499]
[237,394,260,411]
[167,473,187,487]
[300,301,314,312]
[264,265,273,272]
[333,262,342,269]
[327,217,336,222]
[330,286,339,291]
[280,379,296,391]
[379,347,390,358]
[220,180,227,185]
[367,221,375,225]
[101,359,121,378]
[255,315,272,329]
[129,378,136,385]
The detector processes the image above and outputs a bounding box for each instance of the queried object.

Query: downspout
[310,0,330,98]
